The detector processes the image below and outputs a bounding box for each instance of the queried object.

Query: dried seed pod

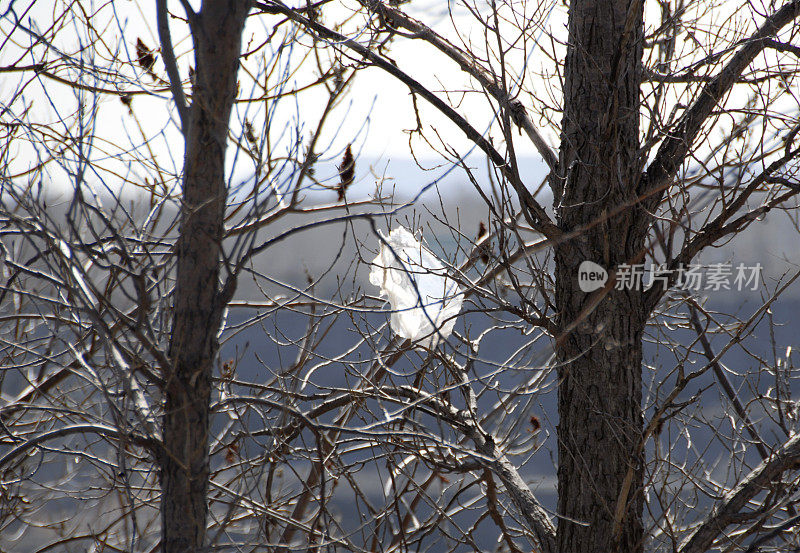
[477,221,490,264]
[220,359,235,380]
[120,94,133,115]
[135,38,156,73]
[336,143,355,201]
[225,441,239,465]
[244,120,258,145]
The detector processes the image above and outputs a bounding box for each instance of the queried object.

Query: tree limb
[254,0,561,240]
[679,430,800,553]
[392,386,558,553]
[643,140,800,313]
[639,0,800,211]
[687,301,770,460]
[156,0,190,133]
[0,424,160,470]
[358,0,558,175]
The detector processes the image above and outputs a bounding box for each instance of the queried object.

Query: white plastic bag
[369,226,463,347]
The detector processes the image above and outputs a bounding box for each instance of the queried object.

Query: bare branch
[156,0,190,132]
[679,431,800,553]
[688,301,770,460]
[0,424,159,468]
[254,0,561,240]
[640,0,800,210]
[358,0,559,175]
[391,386,558,553]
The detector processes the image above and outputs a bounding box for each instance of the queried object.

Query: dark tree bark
[555,1,647,553]
[162,3,248,553]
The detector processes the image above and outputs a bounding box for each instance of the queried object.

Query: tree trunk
[555,1,646,553]
[163,3,247,553]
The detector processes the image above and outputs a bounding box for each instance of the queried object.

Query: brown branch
[687,299,798,521]
[390,386,558,553]
[359,0,558,175]
[764,38,800,57]
[687,301,770,460]
[156,0,190,132]
[253,0,561,240]
[484,469,525,553]
[643,140,800,313]
[0,63,46,73]
[0,424,160,469]
[678,431,800,553]
[639,0,800,211]
[36,68,167,96]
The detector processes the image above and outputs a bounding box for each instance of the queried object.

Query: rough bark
[162,3,248,553]
[555,1,647,553]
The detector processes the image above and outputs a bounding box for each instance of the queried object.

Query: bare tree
[2,1,800,553]
[160,3,248,552]
[1,1,376,551]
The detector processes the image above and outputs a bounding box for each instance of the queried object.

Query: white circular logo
[578,260,608,293]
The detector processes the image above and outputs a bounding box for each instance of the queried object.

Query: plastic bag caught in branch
[369,226,463,347]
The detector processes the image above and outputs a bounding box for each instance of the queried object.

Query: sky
[1,0,566,201]
[2,0,796,205]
